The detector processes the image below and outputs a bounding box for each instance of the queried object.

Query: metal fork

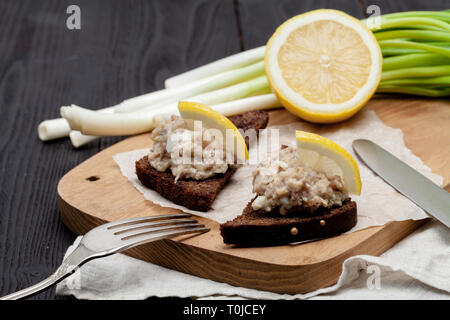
[0,213,208,300]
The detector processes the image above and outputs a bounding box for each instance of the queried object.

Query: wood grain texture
[0,0,240,299]
[367,96,450,184]
[57,98,448,293]
[235,0,365,49]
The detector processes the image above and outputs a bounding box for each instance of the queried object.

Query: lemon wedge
[295,130,361,195]
[178,101,249,161]
[265,9,382,123]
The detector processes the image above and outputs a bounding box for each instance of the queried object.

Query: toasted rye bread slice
[136,157,237,212]
[220,199,357,246]
[135,110,269,212]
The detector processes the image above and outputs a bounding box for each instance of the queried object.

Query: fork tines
[107,213,209,243]
[107,213,193,230]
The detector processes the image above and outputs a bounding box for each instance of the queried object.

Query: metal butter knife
[352,139,450,228]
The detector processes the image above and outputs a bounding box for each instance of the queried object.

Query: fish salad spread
[252,146,349,214]
[148,115,229,181]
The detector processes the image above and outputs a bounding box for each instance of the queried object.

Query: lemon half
[178,101,249,161]
[296,130,361,195]
[265,9,382,123]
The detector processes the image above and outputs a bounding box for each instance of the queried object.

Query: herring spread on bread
[220,136,359,246]
[135,109,269,212]
[148,115,231,181]
[251,146,349,214]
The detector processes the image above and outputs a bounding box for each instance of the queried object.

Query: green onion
[60,93,280,137]
[382,53,450,71]
[137,75,269,114]
[61,105,157,136]
[378,40,450,57]
[164,46,266,89]
[47,10,450,146]
[211,93,280,116]
[374,30,450,42]
[69,131,99,148]
[367,17,450,32]
[425,42,450,48]
[380,75,450,87]
[38,118,71,141]
[381,65,450,80]
[61,76,270,136]
[381,47,426,56]
[184,75,268,106]
[377,85,450,97]
[115,61,265,113]
[37,106,114,141]
[380,11,450,23]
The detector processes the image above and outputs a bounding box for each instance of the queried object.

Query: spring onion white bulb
[164,46,266,89]
[61,104,165,136]
[69,131,100,148]
[38,106,115,141]
[60,93,280,138]
[38,118,71,141]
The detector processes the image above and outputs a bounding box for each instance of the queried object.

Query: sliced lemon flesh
[265,9,382,123]
[178,101,249,161]
[296,130,361,195]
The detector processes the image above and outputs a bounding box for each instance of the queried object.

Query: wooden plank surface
[367,96,450,184]
[0,0,240,299]
[0,0,448,299]
[235,0,365,49]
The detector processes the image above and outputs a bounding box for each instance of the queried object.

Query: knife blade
[352,139,450,228]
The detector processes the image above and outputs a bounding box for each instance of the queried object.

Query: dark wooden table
[0,0,447,300]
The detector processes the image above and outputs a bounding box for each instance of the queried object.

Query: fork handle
[0,272,69,300]
[0,242,95,300]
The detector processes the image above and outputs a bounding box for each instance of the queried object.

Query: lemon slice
[296,130,361,195]
[178,101,249,161]
[265,9,382,123]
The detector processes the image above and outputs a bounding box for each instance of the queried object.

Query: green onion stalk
[362,10,450,97]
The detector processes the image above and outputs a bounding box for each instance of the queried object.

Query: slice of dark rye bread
[136,157,237,212]
[135,110,269,212]
[220,199,357,246]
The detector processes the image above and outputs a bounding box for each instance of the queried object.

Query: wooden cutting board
[58,96,449,294]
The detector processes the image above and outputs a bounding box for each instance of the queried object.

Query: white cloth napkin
[56,220,450,299]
